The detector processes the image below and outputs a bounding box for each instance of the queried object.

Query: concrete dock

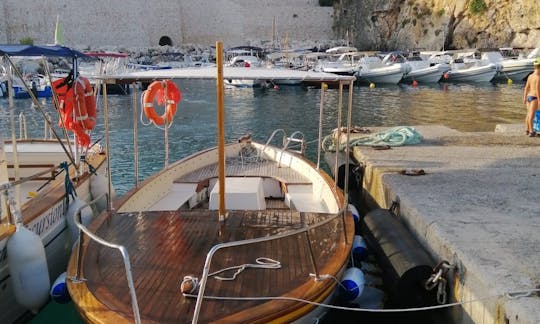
[350,124,539,324]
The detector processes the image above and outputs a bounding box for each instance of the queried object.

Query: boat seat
[148,183,197,211]
[284,184,328,213]
[209,177,266,210]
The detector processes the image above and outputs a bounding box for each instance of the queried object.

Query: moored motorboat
[481,50,535,82]
[443,61,497,83]
[66,42,357,323]
[393,53,450,84]
[355,55,407,85]
[0,44,111,323]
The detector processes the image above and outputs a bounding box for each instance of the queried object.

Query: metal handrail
[259,128,287,161]
[18,113,27,140]
[69,194,141,324]
[283,130,305,155]
[191,205,348,323]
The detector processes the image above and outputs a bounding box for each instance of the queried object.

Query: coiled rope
[322,126,422,152]
[181,257,281,294]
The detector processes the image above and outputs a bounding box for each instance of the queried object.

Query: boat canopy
[100,66,356,84]
[0,44,87,58]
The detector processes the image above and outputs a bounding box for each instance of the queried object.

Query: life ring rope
[141,80,181,128]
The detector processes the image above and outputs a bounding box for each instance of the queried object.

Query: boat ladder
[260,129,305,156]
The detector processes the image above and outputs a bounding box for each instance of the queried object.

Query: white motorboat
[316,51,362,76]
[65,42,359,324]
[392,54,450,84]
[481,50,535,82]
[224,46,268,88]
[224,55,266,87]
[430,51,497,83]
[443,59,498,83]
[355,55,406,85]
[0,45,111,324]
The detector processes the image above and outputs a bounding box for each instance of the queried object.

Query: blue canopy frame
[0,44,87,58]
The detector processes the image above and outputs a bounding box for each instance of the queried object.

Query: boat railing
[69,194,142,324]
[191,204,349,324]
[284,130,305,155]
[259,128,287,159]
[18,113,27,139]
[16,112,54,140]
[259,129,305,166]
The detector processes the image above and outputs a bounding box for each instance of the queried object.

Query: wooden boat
[66,42,357,323]
[0,45,110,323]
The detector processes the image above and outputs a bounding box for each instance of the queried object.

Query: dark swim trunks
[527,95,537,102]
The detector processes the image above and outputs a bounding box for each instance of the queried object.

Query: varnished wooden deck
[69,208,354,323]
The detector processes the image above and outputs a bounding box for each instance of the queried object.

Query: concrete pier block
[350,124,540,324]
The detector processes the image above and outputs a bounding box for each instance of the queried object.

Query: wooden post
[216,41,226,223]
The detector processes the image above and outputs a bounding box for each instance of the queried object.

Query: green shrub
[19,37,34,45]
[436,8,445,16]
[469,0,487,14]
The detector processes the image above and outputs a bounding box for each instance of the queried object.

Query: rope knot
[180,275,199,294]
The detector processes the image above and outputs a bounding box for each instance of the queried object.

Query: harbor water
[0,80,527,323]
[1,80,524,195]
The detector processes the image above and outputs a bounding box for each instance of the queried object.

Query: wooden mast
[215,41,226,223]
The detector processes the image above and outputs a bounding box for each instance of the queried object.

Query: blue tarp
[0,44,87,58]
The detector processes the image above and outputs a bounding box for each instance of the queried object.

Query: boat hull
[0,150,107,324]
[67,141,354,323]
[443,65,497,83]
[402,64,450,83]
[356,67,404,85]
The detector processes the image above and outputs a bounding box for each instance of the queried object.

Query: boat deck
[174,158,311,184]
[70,208,352,323]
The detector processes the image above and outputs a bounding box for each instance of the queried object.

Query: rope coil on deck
[180,257,281,294]
[322,126,423,152]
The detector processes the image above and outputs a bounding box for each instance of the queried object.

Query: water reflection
[0,80,525,194]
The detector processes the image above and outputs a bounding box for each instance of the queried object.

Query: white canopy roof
[99,66,356,84]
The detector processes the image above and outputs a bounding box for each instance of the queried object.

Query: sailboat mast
[215,41,226,222]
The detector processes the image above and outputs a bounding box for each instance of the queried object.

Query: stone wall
[0,0,334,48]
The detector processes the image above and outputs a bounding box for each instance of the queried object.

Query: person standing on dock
[523,58,540,137]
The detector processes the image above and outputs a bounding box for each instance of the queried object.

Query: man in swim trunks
[523,58,540,137]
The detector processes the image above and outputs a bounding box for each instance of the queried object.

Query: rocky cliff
[334,0,540,51]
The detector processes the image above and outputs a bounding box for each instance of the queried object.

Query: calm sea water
[1,80,525,195]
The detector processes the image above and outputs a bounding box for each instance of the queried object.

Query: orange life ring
[142,80,181,125]
[52,75,96,147]
[73,77,97,130]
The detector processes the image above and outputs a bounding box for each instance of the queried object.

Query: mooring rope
[322,126,423,152]
[181,284,540,314]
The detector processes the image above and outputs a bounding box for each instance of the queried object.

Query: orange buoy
[142,80,181,125]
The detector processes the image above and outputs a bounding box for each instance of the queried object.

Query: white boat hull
[444,64,497,82]
[224,78,264,88]
[493,63,533,82]
[0,143,108,323]
[402,64,450,83]
[356,66,404,85]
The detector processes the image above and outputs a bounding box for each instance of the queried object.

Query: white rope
[182,286,540,314]
[210,257,281,281]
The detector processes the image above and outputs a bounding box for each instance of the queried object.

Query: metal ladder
[260,129,306,161]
